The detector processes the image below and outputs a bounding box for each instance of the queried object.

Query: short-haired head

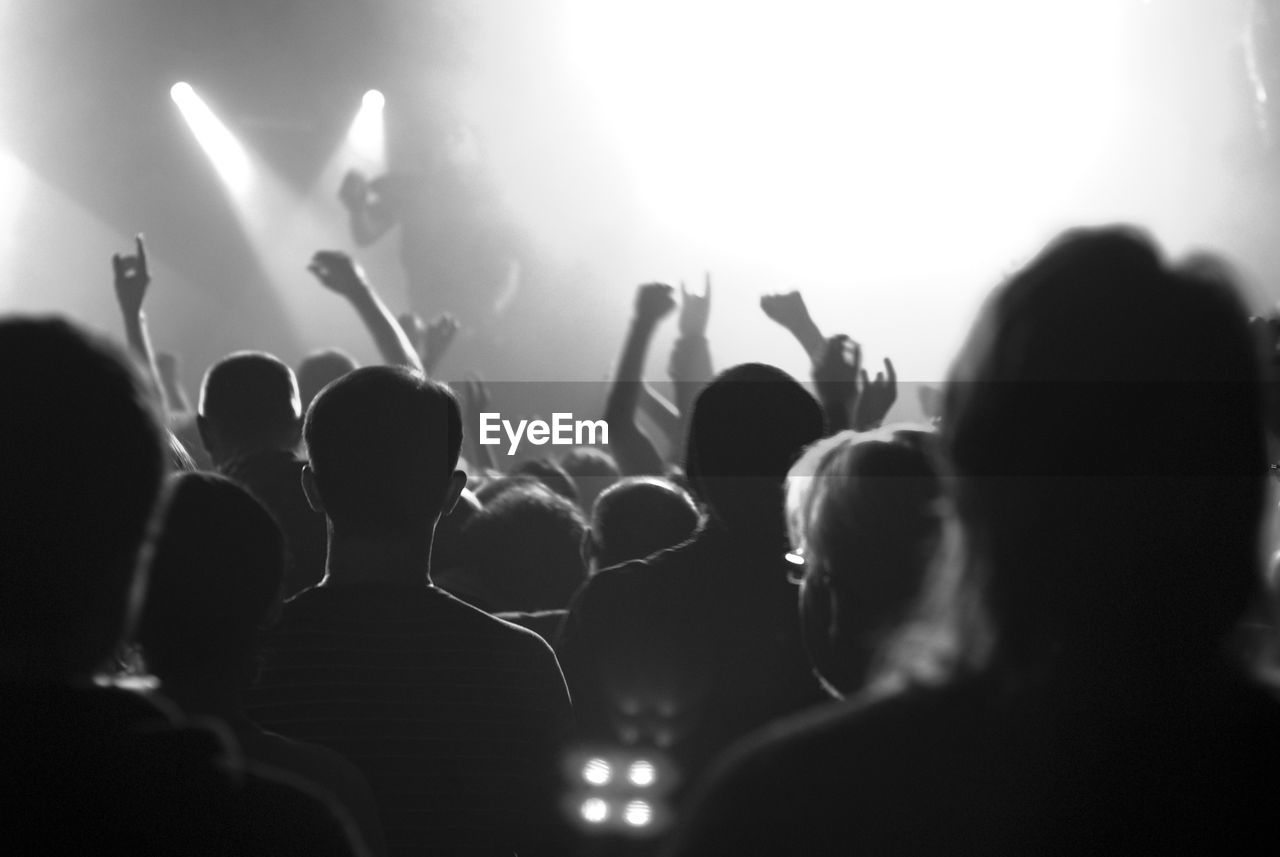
[0,316,165,679]
[137,472,285,681]
[561,447,622,512]
[304,366,463,539]
[685,363,824,530]
[297,348,358,411]
[460,483,589,611]
[589,477,700,569]
[511,457,579,504]
[198,351,302,458]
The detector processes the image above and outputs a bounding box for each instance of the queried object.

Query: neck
[322,526,435,587]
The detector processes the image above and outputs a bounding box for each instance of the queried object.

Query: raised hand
[112,234,150,318]
[761,290,826,360]
[852,358,897,431]
[760,291,814,332]
[634,282,678,326]
[339,169,369,211]
[307,251,369,300]
[678,273,712,338]
[423,314,461,373]
[812,334,861,403]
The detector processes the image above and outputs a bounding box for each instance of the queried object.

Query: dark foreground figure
[665,227,1280,856]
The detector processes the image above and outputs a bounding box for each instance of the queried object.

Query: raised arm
[811,334,861,435]
[396,312,461,378]
[638,383,682,446]
[154,351,193,416]
[307,250,423,373]
[761,290,826,361]
[112,234,165,408]
[667,274,714,453]
[603,282,675,476]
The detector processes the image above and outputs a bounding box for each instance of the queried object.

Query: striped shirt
[245,582,574,857]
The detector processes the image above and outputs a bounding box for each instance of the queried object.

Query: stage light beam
[347,89,386,168]
[170,82,252,194]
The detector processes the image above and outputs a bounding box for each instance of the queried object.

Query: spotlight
[580,798,609,824]
[624,800,652,827]
[170,81,251,193]
[628,760,656,787]
[347,88,386,166]
[582,757,612,786]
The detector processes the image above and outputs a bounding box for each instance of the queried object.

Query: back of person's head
[685,363,824,531]
[0,317,165,680]
[589,477,700,570]
[473,474,541,506]
[198,351,301,457]
[786,427,943,695]
[136,472,284,682]
[943,225,1267,662]
[296,348,358,411]
[511,457,579,504]
[460,483,588,611]
[305,366,462,539]
[561,447,622,513]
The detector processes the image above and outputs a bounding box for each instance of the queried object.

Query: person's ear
[301,465,326,515]
[440,470,467,518]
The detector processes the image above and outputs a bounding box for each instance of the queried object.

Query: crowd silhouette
[4,199,1280,855]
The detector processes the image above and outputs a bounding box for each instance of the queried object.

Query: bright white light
[582,757,612,786]
[580,797,609,824]
[170,81,252,193]
[347,89,386,168]
[563,0,1125,279]
[624,799,652,827]
[628,760,656,787]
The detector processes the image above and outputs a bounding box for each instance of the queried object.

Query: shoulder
[576,540,700,607]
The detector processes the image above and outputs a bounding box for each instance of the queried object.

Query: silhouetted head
[561,447,622,513]
[511,457,579,504]
[296,348,358,411]
[943,225,1267,664]
[303,366,464,541]
[474,474,542,505]
[587,477,701,571]
[198,351,302,463]
[0,317,165,680]
[460,483,588,611]
[136,472,284,684]
[787,427,943,696]
[685,363,824,534]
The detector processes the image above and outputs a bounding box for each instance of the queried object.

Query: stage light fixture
[347,89,386,166]
[582,757,612,786]
[580,798,609,824]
